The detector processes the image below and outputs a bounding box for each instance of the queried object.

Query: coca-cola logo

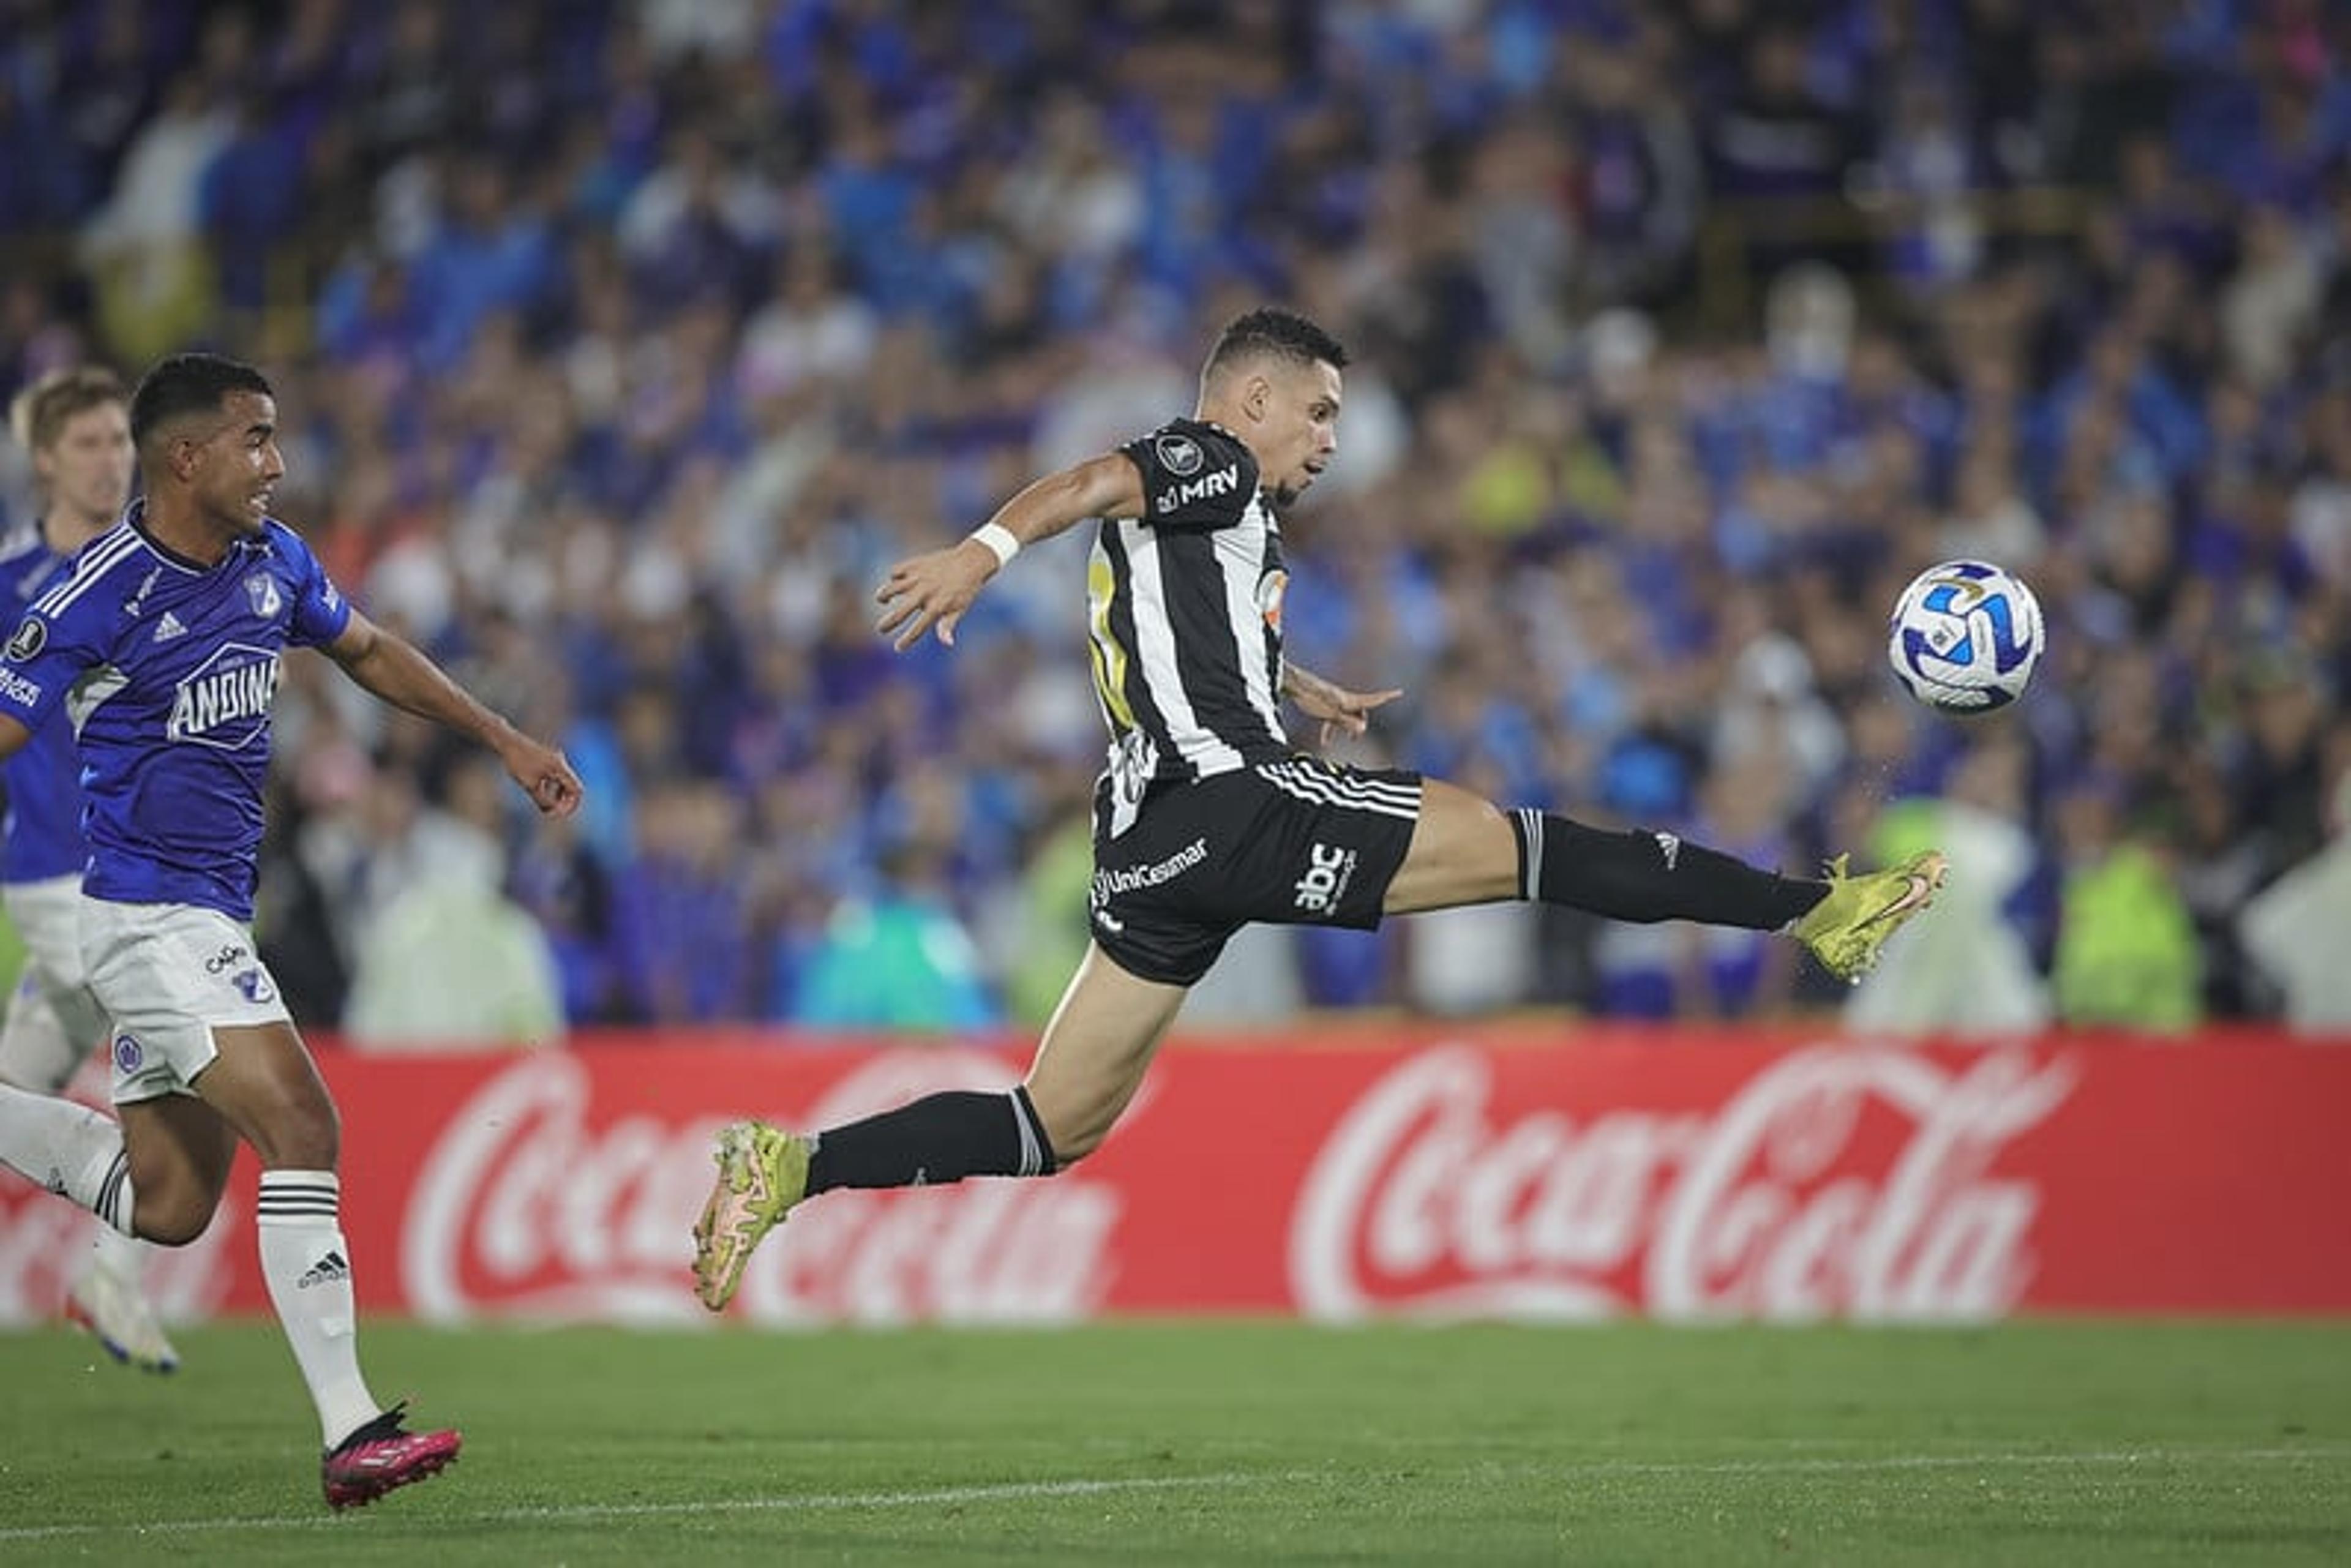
[403,1054,1119,1324]
[1289,1045,2077,1323]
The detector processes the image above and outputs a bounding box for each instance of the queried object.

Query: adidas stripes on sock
[806,1087,1057,1195]
[256,1169,381,1448]
[0,1082,135,1234]
[1507,809,1826,930]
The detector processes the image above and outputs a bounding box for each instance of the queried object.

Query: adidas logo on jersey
[152,611,188,643]
[296,1250,350,1289]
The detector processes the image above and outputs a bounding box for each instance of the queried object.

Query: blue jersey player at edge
[0,354,585,1510]
[0,366,182,1373]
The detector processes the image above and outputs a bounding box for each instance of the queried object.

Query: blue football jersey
[0,530,86,885]
[0,503,351,919]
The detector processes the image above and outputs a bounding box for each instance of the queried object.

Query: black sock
[805,1086,1057,1195]
[1507,808,1826,930]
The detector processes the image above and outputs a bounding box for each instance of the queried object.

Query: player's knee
[1040,1099,1122,1164]
[1050,1123,1102,1164]
[1022,1092,1096,1165]
[249,1095,342,1171]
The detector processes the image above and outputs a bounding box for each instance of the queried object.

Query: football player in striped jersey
[694,309,1943,1311]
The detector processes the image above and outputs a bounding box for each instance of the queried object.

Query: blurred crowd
[1,0,2349,1037]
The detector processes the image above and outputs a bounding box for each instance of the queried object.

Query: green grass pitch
[1,1320,2345,1565]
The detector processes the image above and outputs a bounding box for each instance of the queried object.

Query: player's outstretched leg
[692,948,1187,1311]
[690,1089,1046,1310]
[1498,808,1946,982]
[1788,850,1949,982]
[66,1226,179,1373]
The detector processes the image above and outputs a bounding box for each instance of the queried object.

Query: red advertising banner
[2,1027,2347,1326]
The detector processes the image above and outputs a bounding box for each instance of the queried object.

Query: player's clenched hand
[874,539,997,651]
[503,735,584,817]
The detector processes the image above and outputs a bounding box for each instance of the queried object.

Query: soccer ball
[1886,560,2044,715]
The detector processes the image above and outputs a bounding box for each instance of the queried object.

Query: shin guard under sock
[806,1086,1058,1194]
[1507,809,1825,930]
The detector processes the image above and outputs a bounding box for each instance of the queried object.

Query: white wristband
[969,522,1021,568]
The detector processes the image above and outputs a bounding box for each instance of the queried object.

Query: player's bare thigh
[113,1022,341,1244]
[1382,778,1520,914]
[190,1020,342,1171]
[1021,943,1189,1163]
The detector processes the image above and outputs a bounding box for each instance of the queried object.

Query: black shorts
[1088,756,1425,986]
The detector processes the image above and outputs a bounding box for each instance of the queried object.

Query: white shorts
[0,876,107,1092]
[79,898,292,1105]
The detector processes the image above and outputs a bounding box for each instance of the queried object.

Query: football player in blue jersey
[0,353,584,1509]
[0,366,181,1372]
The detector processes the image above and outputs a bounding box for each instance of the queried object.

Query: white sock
[88,1221,147,1282]
[0,1082,134,1233]
[256,1169,380,1447]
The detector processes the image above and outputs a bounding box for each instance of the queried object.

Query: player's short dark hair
[129,353,274,450]
[1204,307,1349,378]
[9,366,127,454]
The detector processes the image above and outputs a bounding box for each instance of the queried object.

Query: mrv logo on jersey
[167,643,280,747]
[1155,464,1240,516]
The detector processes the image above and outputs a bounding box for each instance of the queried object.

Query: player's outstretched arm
[0,713,30,766]
[323,610,583,817]
[876,451,1144,651]
[1281,661,1402,749]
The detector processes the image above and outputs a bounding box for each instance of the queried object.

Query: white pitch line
[0,1447,2342,1543]
[0,1472,1265,1543]
[1548,1446,2350,1479]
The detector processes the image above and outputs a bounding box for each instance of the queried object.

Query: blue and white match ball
[1887,560,2044,715]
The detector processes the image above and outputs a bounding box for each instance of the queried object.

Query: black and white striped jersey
[1089,418,1290,828]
